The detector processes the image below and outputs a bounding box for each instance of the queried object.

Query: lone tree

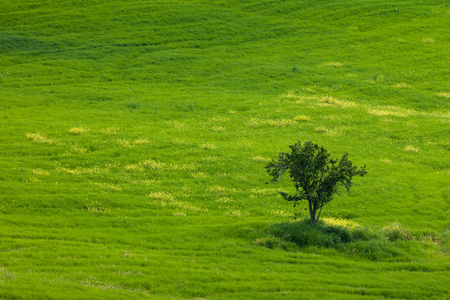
[266,140,367,224]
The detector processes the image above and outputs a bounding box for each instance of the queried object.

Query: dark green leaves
[267,140,367,224]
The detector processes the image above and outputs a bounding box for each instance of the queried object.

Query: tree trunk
[309,201,316,224]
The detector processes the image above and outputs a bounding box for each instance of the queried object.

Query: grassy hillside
[1,0,449,298]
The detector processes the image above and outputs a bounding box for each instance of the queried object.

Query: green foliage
[267,140,366,223]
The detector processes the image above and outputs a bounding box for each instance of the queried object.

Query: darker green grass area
[255,218,444,262]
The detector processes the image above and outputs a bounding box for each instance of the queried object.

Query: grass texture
[0,0,449,298]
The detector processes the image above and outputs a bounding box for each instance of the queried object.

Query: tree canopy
[266,140,367,224]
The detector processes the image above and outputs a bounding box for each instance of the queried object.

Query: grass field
[1,0,449,298]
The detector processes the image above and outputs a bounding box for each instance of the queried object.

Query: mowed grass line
[1,0,449,298]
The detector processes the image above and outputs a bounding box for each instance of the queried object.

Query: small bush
[382,222,412,241]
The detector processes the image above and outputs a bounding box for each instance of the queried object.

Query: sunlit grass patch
[68,127,88,135]
[271,209,292,218]
[236,139,252,147]
[368,106,414,117]
[116,138,149,147]
[128,179,158,186]
[203,156,219,162]
[142,159,193,171]
[278,90,304,100]
[390,36,406,43]
[56,166,106,175]
[393,83,411,89]
[148,190,206,213]
[168,200,207,213]
[365,73,385,84]
[69,146,88,154]
[85,201,110,214]
[404,145,419,152]
[379,117,395,123]
[320,62,344,67]
[100,127,120,135]
[132,138,149,145]
[379,158,392,164]
[172,211,186,217]
[200,143,217,150]
[31,168,50,176]
[246,118,296,128]
[168,121,187,130]
[321,217,361,231]
[422,37,435,43]
[208,186,227,194]
[125,159,197,172]
[251,156,271,163]
[90,182,122,192]
[124,163,144,172]
[315,126,347,136]
[116,139,132,148]
[171,138,186,145]
[293,115,311,122]
[209,116,229,122]
[214,172,230,177]
[315,126,327,133]
[317,96,357,108]
[278,91,319,104]
[215,197,232,203]
[322,114,352,121]
[192,172,208,178]
[148,191,176,201]
[212,126,225,132]
[26,133,55,144]
[437,92,450,98]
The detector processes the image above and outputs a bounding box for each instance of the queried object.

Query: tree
[266,140,367,224]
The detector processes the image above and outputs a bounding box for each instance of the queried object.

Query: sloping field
[0,0,449,298]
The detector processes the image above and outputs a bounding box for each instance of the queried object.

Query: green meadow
[1,0,449,298]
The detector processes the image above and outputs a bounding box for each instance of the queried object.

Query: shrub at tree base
[255,218,402,261]
[254,218,444,261]
[268,218,380,247]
